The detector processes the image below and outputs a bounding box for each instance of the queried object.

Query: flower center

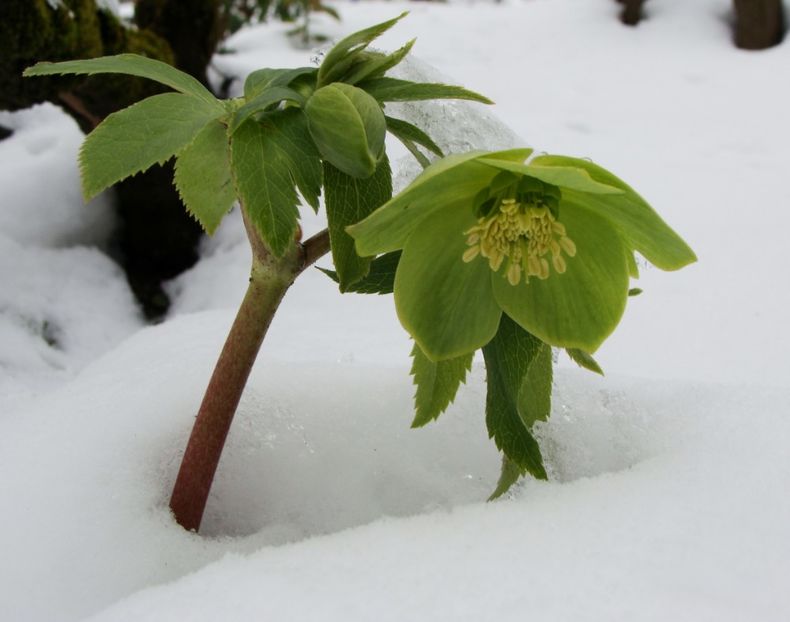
[462,198,577,286]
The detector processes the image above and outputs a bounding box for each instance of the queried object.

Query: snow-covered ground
[2,0,789,620]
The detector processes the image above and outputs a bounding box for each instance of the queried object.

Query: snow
[2,0,790,620]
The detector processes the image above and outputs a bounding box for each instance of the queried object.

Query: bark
[135,0,223,88]
[733,0,785,49]
[618,0,645,26]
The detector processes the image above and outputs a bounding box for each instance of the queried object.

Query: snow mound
[0,104,115,248]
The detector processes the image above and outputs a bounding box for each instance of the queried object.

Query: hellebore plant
[24,14,695,532]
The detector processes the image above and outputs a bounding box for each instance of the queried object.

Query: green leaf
[628,287,643,296]
[269,109,323,212]
[317,12,408,87]
[231,113,319,256]
[230,86,306,133]
[348,148,532,256]
[244,67,316,100]
[341,39,416,85]
[324,156,392,290]
[318,251,401,294]
[482,315,549,480]
[566,348,604,375]
[530,155,697,270]
[79,93,223,201]
[358,77,493,105]
[488,455,523,501]
[492,202,630,353]
[477,158,624,195]
[410,342,474,428]
[385,116,443,157]
[398,138,431,169]
[518,340,553,428]
[24,54,222,109]
[394,204,502,361]
[305,83,386,178]
[174,120,235,235]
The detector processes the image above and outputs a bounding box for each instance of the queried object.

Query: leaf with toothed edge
[230,86,306,133]
[318,251,401,294]
[358,77,493,104]
[174,120,236,235]
[489,455,522,501]
[385,116,443,169]
[410,342,473,428]
[231,116,307,257]
[324,155,392,290]
[24,54,222,109]
[79,93,223,201]
[566,348,604,376]
[482,315,551,489]
[244,66,316,100]
[341,39,416,85]
[317,13,408,87]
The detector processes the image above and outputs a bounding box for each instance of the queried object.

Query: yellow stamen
[463,197,576,285]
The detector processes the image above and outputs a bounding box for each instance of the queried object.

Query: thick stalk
[169,258,294,531]
[169,224,330,532]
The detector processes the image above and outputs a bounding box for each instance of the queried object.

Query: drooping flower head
[347,149,696,361]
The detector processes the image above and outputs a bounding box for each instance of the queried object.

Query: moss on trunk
[1,0,222,318]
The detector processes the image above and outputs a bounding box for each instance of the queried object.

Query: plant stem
[169,259,291,531]
[169,223,331,532]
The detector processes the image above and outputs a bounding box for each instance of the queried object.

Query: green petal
[477,158,623,194]
[348,148,532,256]
[492,204,629,352]
[531,155,697,271]
[395,205,502,361]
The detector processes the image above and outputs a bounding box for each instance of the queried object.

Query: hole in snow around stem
[195,363,501,541]
[184,363,664,542]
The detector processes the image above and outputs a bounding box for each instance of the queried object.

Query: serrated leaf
[24,54,221,109]
[566,348,604,376]
[324,156,392,289]
[488,455,522,501]
[341,39,416,85]
[482,315,550,480]
[518,341,553,427]
[174,120,235,235]
[385,115,443,163]
[244,67,316,100]
[317,12,408,87]
[80,93,223,201]
[231,113,320,256]
[410,343,473,428]
[318,250,400,294]
[230,86,306,133]
[305,83,386,178]
[398,138,430,169]
[358,77,493,104]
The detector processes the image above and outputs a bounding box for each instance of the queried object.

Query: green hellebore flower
[347,149,696,360]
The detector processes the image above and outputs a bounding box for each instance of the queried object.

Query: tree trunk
[733,0,785,49]
[0,0,221,318]
[618,0,645,26]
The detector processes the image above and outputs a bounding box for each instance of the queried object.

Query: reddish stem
[169,225,330,532]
